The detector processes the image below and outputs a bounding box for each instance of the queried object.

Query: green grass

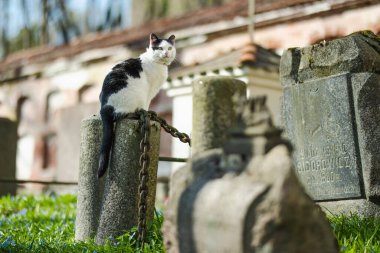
[328,214,380,253]
[0,194,164,252]
[1,195,380,252]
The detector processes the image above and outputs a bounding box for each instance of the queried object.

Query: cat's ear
[168,35,175,44]
[150,33,159,45]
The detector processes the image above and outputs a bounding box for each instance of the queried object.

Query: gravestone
[0,118,17,196]
[281,31,380,215]
[164,96,338,253]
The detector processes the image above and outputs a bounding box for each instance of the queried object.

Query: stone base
[318,199,380,216]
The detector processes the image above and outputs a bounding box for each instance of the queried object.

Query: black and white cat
[97,33,176,178]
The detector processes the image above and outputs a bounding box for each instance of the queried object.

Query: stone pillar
[75,116,104,241]
[280,31,380,215]
[75,116,161,244]
[192,76,246,154]
[95,117,161,244]
[0,118,17,196]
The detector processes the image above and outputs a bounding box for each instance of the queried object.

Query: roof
[164,43,281,90]
[0,0,377,74]
[170,44,280,79]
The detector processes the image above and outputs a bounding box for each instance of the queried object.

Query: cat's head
[147,33,176,65]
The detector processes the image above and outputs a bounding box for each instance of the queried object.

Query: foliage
[0,0,232,58]
[0,0,126,58]
[0,194,165,253]
[328,214,380,253]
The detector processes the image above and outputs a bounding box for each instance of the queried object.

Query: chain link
[137,110,150,246]
[118,110,191,147]
[148,110,191,146]
[119,109,191,247]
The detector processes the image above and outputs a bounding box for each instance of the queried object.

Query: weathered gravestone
[281,31,380,215]
[0,118,17,196]
[75,115,161,244]
[164,87,338,252]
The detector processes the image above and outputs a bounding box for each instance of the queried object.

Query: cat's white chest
[106,60,167,113]
[142,61,167,99]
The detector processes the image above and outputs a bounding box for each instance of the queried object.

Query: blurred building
[0,0,379,193]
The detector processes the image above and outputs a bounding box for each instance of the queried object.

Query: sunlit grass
[328,214,380,253]
[1,194,380,252]
[0,194,164,252]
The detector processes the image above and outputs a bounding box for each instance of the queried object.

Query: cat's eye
[152,47,163,50]
[168,47,172,51]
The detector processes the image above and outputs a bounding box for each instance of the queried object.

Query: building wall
[131,0,230,27]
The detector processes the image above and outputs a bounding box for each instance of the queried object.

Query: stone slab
[351,73,380,200]
[283,74,363,201]
[281,31,380,203]
[319,199,380,217]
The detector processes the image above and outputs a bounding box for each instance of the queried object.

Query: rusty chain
[137,110,150,246]
[147,110,191,146]
[130,109,190,247]
[118,110,191,147]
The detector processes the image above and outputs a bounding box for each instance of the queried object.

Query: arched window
[42,91,63,170]
[42,133,57,170]
[16,96,35,179]
[78,84,99,103]
[16,95,37,137]
[45,90,64,122]
[16,96,29,122]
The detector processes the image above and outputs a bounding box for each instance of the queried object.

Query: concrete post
[95,117,160,244]
[75,115,104,241]
[75,116,161,244]
[192,76,246,154]
[0,118,17,196]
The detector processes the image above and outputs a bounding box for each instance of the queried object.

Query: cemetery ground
[0,195,379,253]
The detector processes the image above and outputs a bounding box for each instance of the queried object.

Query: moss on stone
[356,30,380,44]
[192,76,246,154]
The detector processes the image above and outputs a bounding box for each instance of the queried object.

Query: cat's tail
[98,107,114,178]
